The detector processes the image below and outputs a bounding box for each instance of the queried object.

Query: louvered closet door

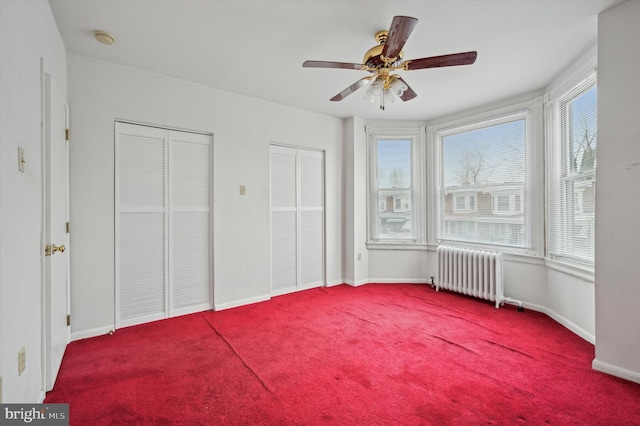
[116,123,168,327]
[270,146,298,293]
[299,150,324,289]
[270,145,324,296]
[116,122,213,328]
[169,131,212,316]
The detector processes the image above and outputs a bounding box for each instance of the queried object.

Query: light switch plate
[240,185,246,195]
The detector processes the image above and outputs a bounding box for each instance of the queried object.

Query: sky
[377,139,411,188]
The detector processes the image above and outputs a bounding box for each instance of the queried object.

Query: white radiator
[437,245,505,308]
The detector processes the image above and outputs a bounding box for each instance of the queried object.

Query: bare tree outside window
[388,168,406,188]
[441,118,527,247]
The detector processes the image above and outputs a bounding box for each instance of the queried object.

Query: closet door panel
[171,132,211,208]
[270,146,298,293]
[171,212,210,312]
[299,151,324,288]
[116,123,167,326]
[118,212,166,324]
[299,154,323,208]
[118,125,166,209]
[271,211,297,292]
[170,131,212,314]
[300,210,323,287]
[270,148,297,209]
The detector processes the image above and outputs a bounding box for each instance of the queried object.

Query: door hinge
[66,315,71,327]
[65,128,69,141]
[66,222,70,234]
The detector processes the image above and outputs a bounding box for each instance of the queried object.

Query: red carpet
[45,284,640,425]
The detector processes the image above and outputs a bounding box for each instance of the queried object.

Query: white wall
[546,264,595,342]
[342,118,356,285]
[67,54,343,338]
[368,250,430,283]
[0,0,67,402]
[341,117,369,286]
[593,0,640,383]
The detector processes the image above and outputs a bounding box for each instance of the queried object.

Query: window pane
[442,119,527,248]
[549,81,596,264]
[377,139,413,239]
[498,196,509,211]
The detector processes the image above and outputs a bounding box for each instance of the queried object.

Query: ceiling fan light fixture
[390,78,408,97]
[364,76,404,110]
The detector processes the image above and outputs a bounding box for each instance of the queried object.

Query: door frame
[40,65,71,394]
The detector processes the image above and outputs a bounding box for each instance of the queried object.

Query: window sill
[545,258,594,283]
[366,242,430,251]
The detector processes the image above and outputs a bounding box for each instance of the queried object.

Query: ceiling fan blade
[303,60,365,70]
[404,51,478,70]
[381,16,418,59]
[396,77,417,102]
[330,77,371,101]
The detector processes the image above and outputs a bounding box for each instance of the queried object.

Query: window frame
[428,99,544,255]
[366,126,426,247]
[546,72,597,267]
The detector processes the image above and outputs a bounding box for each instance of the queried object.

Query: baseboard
[521,302,595,344]
[214,294,271,311]
[325,280,344,287]
[71,325,115,342]
[367,278,429,284]
[37,389,45,403]
[342,279,368,286]
[592,358,640,384]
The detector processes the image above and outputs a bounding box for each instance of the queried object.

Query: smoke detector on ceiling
[94,30,115,45]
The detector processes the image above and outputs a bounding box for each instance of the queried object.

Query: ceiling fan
[303,16,477,110]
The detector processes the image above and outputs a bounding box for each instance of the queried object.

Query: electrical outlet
[18,346,26,376]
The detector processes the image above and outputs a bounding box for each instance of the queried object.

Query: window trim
[366,125,426,246]
[546,72,597,268]
[428,99,544,256]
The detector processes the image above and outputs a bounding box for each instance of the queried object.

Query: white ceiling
[49,0,620,121]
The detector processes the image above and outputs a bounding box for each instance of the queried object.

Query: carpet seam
[200,313,274,394]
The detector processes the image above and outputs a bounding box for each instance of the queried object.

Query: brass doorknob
[52,244,65,253]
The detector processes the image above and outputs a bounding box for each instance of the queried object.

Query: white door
[270,145,324,296]
[115,122,213,328]
[43,73,70,391]
[116,124,168,327]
